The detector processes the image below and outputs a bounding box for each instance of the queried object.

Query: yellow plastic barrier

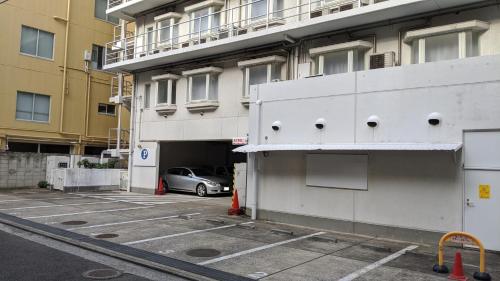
[433,231,491,281]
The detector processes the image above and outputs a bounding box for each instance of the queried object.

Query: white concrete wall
[49,168,122,190]
[0,152,47,188]
[246,55,500,233]
[257,151,461,232]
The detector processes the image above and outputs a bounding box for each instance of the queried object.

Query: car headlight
[206,181,219,186]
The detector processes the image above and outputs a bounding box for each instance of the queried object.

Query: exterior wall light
[315,118,326,129]
[272,121,282,131]
[367,115,380,128]
[428,112,442,126]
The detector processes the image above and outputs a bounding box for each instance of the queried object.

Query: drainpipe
[251,97,263,220]
[59,0,71,133]
[127,74,138,193]
[84,61,91,137]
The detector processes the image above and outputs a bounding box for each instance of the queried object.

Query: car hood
[198,176,229,184]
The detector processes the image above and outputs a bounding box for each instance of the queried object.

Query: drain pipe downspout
[59,0,71,133]
[251,97,263,220]
[127,74,138,193]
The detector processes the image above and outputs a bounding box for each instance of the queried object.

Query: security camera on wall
[428,112,442,126]
[315,118,326,130]
[367,115,380,128]
[272,121,282,131]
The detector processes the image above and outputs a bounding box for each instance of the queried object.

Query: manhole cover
[61,220,88,226]
[94,233,119,239]
[82,268,122,280]
[186,248,221,258]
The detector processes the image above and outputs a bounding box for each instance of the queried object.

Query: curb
[0,212,252,281]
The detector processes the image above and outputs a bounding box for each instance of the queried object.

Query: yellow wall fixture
[433,231,491,281]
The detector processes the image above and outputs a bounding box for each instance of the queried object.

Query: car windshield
[191,168,214,177]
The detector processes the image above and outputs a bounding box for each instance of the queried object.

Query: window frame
[144,83,151,109]
[309,41,372,76]
[182,67,223,103]
[94,0,120,24]
[20,25,55,60]
[410,31,479,64]
[238,55,286,98]
[247,0,284,22]
[91,44,105,70]
[151,73,181,106]
[404,20,489,64]
[185,0,224,38]
[15,91,51,123]
[97,103,116,116]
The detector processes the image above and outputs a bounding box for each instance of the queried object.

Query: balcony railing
[108,0,128,9]
[105,0,384,66]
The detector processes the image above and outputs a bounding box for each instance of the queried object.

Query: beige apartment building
[0,0,129,156]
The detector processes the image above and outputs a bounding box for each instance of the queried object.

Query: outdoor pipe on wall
[59,0,71,133]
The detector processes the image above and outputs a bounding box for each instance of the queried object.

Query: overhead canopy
[233,143,463,153]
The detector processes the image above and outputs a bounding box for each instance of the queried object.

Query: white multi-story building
[105,0,500,251]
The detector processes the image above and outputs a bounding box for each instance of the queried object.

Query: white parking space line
[71,192,210,206]
[123,222,254,246]
[0,197,80,203]
[197,231,325,266]
[337,245,419,281]
[0,201,118,211]
[67,212,201,230]
[22,206,155,219]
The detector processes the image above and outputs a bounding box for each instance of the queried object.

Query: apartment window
[16,92,50,122]
[97,103,116,115]
[249,0,284,21]
[185,1,223,37]
[145,26,155,53]
[309,41,372,75]
[95,0,119,24]
[151,74,180,106]
[182,67,222,102]
[405,20,488,64]
[20,26,54,59]
[91,44,105,70]
[144,84,151,109]
[238,56,285,98]
[154,13,182,47]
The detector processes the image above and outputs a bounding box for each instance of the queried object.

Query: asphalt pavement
[0,229,151,281]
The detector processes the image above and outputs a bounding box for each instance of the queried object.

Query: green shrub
[38,181,49,188]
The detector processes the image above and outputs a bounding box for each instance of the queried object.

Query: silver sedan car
[161,167,232,197]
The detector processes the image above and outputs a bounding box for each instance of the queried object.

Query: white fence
[49,168,124,192]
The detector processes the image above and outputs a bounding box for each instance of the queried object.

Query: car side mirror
[187,173,193,178]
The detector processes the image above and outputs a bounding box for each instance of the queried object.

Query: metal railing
[108,0,128,9]
[108,128,130,151]
[110,75,133,98]
[105,0,385,66]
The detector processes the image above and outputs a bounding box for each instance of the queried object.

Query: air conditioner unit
[83,50,92,61]
[369,52,395,69]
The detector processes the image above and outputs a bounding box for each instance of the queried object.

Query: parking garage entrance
[158,141,247,197]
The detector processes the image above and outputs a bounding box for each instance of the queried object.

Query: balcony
[107,0,177,21]
[104,0,485,72]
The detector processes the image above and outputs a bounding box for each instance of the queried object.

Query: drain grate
[186,248,221,258]
[94,233,119,239]
[61,220,88,226]
[82,268,122,280]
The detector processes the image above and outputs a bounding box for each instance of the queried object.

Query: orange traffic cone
[155,177,165,195]
[448,252,468,281]
[228,189,242,215]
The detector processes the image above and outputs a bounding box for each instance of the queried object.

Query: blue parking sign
[140,149,149,160]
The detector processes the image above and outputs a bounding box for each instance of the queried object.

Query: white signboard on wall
[306,154,368,190]
[133,144,157,167]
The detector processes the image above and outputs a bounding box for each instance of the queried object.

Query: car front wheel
[196,183,207,197]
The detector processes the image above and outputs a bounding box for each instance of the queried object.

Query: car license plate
[223,187,230,191]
